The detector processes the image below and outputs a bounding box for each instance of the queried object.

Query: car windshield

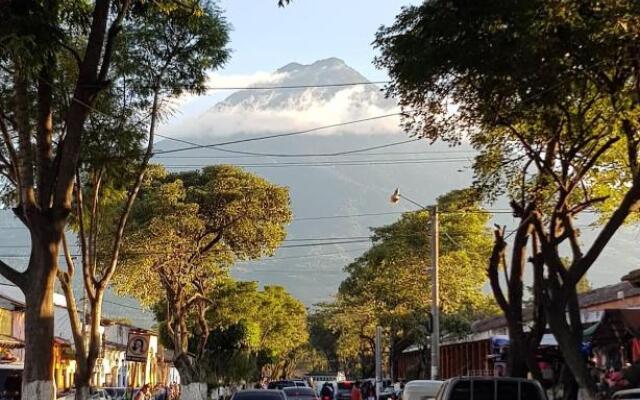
[284,388,316,398]
[269,382,296,390]
[338,383,352,391]
[235,392,284,400]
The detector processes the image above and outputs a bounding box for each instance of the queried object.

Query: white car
[402,380,443,400]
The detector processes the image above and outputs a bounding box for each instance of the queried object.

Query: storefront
[54,337,76,392]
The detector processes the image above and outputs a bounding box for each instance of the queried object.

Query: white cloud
[164,84,402,139]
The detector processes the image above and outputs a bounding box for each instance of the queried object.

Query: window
[472,380,495,400]
[449,381,471,400]
[497,381,518,400]
[520,382,542,400]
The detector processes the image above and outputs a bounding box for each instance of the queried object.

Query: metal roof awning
[591,309,640,347]
[0,334,24,350]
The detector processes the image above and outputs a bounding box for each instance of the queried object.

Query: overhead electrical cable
[154,111,415,155]
[162,158,470,169]
[92,80,392,91]
[153,149,476,159]
[154,135,425,158]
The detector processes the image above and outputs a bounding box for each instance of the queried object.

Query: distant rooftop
[472,281,640,333]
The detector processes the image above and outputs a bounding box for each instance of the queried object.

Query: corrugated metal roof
[471,281,640,333]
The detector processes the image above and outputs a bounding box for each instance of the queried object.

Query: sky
[163,0,421,128]
[217,0,417,78]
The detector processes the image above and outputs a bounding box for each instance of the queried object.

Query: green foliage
[375,1,640,390]
[155,279,309,383]
[577,276,593,295]
[316,189,498,376]
[112,164,292,305]
[375,0,640,204]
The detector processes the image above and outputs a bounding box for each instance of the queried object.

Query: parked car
[613,389,640,400]
[269,381,299,390]
[402,380,443,400]
[103,387,129,400]
[89,388,109,400]
[336,381,353,400]
[293,380,310,388]
[284,387,318,400]
[435,377,546,400]
[232,389,287,400]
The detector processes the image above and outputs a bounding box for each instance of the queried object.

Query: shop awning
[591,309,640,347]
[0,334,24,349]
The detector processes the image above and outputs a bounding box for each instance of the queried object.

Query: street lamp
[390,188,440,380]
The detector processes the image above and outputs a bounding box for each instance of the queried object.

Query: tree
[577,276,593,295]
[375,1,640,397]
[53,4,229,398]
[252,286,309,380]
[323,189,498,379]
[0,1,227,397]
[112,165,291,400]
[308,309,340,372]
[154,279,309,385]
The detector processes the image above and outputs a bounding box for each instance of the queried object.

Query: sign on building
[126,332,150,362]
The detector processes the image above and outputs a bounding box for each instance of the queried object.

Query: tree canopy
[111,164,292,385]
[314,188,498,379]
[375,1,640,394]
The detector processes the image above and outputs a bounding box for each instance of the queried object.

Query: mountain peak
[210,58,394,113]
[312,57,347,68]
[277,62,304,73]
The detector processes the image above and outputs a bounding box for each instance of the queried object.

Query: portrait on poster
[126,332,150,362]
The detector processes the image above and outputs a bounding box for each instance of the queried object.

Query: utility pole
[375,326,382,400]
[430,206,440,380]
[389,189,440,380]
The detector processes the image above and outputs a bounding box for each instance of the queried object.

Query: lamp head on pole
[390,188,401,204]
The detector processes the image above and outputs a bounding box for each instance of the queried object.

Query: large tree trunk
[22,233,61,400]
[546,302,597,400]
[174,354,207,400]
[506,330,528,378]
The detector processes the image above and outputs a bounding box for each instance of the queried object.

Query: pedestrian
[351,381,362,400]
[365,383,375,400]
[134,384,152,400]
[321,383,334,400]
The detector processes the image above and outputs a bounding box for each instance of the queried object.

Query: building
[0,286,178,390]
[397,281,640,380]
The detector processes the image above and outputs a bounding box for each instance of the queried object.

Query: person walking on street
[321,383,334,400]
[351,381,362,400]
[134,384,152,400]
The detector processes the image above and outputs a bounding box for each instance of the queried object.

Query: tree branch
[0,110,19,187]
[75,171,95,302]
[488,226,510,317]
[36,59,55,209]
[99,89,160,289]
[97,0,132,83]
[0,259,26,290]
[13,72,36,207]
[571,176,640,284]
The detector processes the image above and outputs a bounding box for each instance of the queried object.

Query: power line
[154,111,414,155]
[97,80,392,91]
[0,208,522,230]
[153,148,476,159]
[154,137,428,158]
[163,158,471,169]
[196,80,390,90]
[238,248,371,262]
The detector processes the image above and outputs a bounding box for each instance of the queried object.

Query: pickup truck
[435,377,546,400]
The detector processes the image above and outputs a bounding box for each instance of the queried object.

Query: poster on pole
[126,332,150,362]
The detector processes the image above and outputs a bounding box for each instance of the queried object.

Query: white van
[402,380,444,400]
